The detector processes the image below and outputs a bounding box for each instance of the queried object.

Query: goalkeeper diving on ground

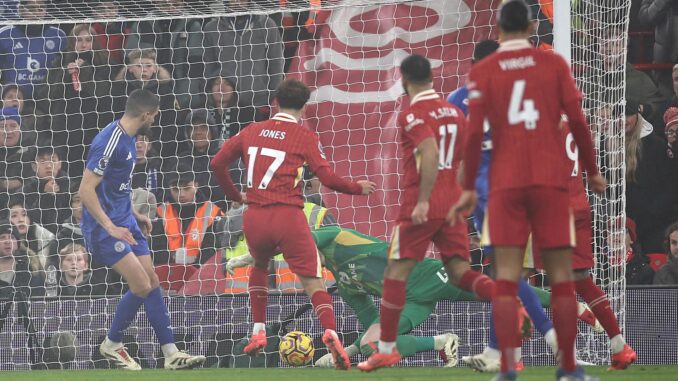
[225,224,601,367]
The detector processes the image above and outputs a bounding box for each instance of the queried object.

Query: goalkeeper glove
[224,252,255,276]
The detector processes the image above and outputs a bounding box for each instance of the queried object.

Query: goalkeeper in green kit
[226,225,580,367]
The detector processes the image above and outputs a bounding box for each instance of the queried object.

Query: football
[278,331,315,367]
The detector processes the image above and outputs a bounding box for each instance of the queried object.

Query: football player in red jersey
[210,79,376,370]
[357,55,496,372]
[450,2,606,381]
[561,123,636,370]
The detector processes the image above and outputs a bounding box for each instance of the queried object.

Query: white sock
[252,323,266,335]
[433,334,448,350]
[515,347,522,363]
[610,334,626,354]
[483,346,501,360]
[161,343,179,357]
[545,328,559,355]
[103,337,121,348]
[378,341,396,354]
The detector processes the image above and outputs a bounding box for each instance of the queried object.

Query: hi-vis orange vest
[157,202,222,260]
[223,202,336,294]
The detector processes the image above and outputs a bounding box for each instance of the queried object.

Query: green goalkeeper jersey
[311,226,476,327]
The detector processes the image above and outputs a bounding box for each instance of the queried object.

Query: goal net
[0,0,629,370]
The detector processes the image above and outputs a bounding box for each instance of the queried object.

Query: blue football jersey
[0,25,65,97]
[448,86,492,233]
[81,120,137,231]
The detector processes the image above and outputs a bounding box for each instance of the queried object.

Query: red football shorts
[484,186,575,250]
[388,219,469,262]
[243,204,322,278]
[571,209,594,270]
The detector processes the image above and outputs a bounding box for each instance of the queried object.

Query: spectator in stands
[0,107,27,197]
[625,217,656,284]
[56,243,107,297]
[625,99,678,253]
[49,182,84,267]
[131,130,164,202]
[91,0,129,65]
[0,219,43,299]
[1,84,41,146]
[205,76,256,144]
[654,221,678,285]
[125,0,203,109]
[152,171,224,267]
[164,109,226,208]
[37,23,116,176]
[639,0,678,97]
[21,146,71,234]
[202,0,285,120]
[102,48,179,157]
[5,195,54,272]
[665,107,678,160]
[0,0,66,99]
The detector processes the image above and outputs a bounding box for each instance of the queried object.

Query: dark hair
[125,89,159,117]
[666,221,678,253]
[473,40,499,63]
[400,55,432,85]
[276,79,310,110]
[167,170,196,188]
[35,146,61,161]
[498,0,531,33]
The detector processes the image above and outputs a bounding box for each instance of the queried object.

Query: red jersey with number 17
[466,40,586,192]
[397,89,466,221]
[215,113,330,207]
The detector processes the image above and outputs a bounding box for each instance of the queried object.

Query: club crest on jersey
[45,40,56,50]
[97,156,109,172]
[114,241,125,253]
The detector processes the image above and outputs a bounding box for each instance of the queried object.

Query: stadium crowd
[0,0,678,307]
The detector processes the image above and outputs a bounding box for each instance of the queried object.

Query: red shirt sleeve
[304,132,362,195]
[463,68,486,190]
[557,57,599,177]
[402,109,436,149]
[303,132,331,173]
[210,133,244,203]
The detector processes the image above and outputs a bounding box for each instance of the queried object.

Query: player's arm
[305,134,375,195]
[411,137,438,224]
[339,287,379,328]
[557,57,606,194]
[210,134,245,203]
[79,169,137,245]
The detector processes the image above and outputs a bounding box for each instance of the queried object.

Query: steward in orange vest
[152,172,224,291]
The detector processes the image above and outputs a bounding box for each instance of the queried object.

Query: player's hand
[106,225,137,246]
[240,192,248,204]
[588,174,607,195]
[447,190,477,226]
[357,180,376,195]
[225,253,255,276]
[136,214,153,237]
[314,352,335,368]
[411,201,429,225]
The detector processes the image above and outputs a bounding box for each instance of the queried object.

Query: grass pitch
[7,366,677,381]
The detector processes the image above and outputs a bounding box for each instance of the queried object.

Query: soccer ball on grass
[278,331,314,367]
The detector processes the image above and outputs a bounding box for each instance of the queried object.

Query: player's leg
[530,187,579,376]
[242,206,277,355]
[357,222,430,372]
[137,254,206,369]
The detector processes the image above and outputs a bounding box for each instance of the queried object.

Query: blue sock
[108,291,145,342]
[489,309,498,349]
[144,288,174,345]
[518,279,553,335]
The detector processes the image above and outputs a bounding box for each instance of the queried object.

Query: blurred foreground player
[211,79,376,370]
[80,89,206,370]
[357,55,496,372]
[450,2,606,380]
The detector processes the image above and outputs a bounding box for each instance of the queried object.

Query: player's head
[276,79,311,112]
[498,0,531,37]
[400,54,432,95]
[472,40,499,64]
[168,171,198,205]
[666,221,678,259]
[125,89,159,135]
[32,146,63,179]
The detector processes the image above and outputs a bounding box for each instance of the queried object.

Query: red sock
[551,281,577,372]
[311,291,336,331]
[575,277,621,339]
[493,280,519,373]
[248,266,268,323]
[459,270,495,301]
[380,278,406,343]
